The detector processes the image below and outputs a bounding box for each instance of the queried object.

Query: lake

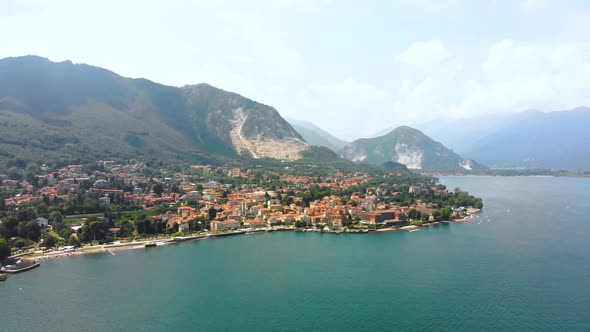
[1,176,590,331]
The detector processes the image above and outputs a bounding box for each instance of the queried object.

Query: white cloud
[219,12,301,75]
[452,40,590,116]
[391,39,590,124]
[394,40,454,72]
[311,77,389,100]
[391,41,462,123]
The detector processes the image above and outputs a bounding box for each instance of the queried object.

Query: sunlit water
[1,176,589,331]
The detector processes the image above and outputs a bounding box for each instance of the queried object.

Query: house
[177,206,197,218]
[99,195,111,206]
[178,221,190,233]
[35,217,49,227]
[244,218,266,228]
[362,210,396,225]
[167,217,190,233]
[211,219,241,231]
[108,227,121,237]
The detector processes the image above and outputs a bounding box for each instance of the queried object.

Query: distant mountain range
[462,107,590,170]
[2,56,585,171]
[287,119,348,153]
[410,107,590,170]
[0,56,341,167]
[341,126,487,172]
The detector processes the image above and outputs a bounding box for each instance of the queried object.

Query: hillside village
[0,160,482,260]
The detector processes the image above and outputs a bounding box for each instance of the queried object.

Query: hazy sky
[2,0,590,140]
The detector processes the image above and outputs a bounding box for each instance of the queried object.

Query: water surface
[2,176,589,331]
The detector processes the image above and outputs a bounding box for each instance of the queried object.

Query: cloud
[219,12,301,75]
[311,77,389,100]
[452,40,590,116]
[391,39,590,124]
[285,77,392,140]
[394,40,454,72]
[391,40,462,123]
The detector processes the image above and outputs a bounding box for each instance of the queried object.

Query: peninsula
[0,159,482,266]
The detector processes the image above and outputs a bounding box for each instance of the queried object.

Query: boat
[144,242,157,248]
[408,229,421,233]
[0,274,7,281]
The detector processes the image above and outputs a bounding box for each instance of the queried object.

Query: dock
[1,262,41,274]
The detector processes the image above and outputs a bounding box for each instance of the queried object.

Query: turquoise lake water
[1,176,590,331]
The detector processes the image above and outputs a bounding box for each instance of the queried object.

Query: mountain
[464,107,590,170]
[287,119,348,152]
[341,126,487,172]
[0,56,322,166]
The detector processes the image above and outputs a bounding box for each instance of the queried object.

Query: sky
[1,0,590,140]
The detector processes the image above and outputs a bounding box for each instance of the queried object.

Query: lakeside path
[21,215,479,261]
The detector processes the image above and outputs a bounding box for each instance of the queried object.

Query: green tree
[17,221,41,241]
[152,183,164,197]
[432,210,441,221]
[0,238,11,261]
[440,207,452,221]
[49,211,63,223]
[1,216,19,238]
[408,208,420,220]
[43,233,58,248]
[208,207,217,221]
[68,234,80,247]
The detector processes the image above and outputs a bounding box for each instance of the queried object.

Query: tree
[432,210,441,221]
[152,183,164,197]
[17,221,41,241]
[43,233,58,248]
[118,221,134,237]
[408,208,420,220]
[1,216,19,238]
[49,211,63,223]
[0,238,11,261]
[208,207,217,221]
[68,234,80,247]
[295,220,307,228]
[440,207,452,221]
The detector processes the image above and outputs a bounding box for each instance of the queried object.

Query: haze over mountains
[340,126,487,172]
[0,55,587,172]
[462,107,590,170]
[291,106,590,171]
[287,119,349,153]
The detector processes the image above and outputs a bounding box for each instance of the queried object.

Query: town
[0,159,483,266]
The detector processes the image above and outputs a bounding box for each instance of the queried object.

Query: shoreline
[18,216,477,263]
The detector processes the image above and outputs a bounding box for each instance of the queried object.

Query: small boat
[408,229,421,233]
[0,274,7,281]
[144,242,157,248]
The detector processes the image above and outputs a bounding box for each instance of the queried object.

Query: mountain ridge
[464,107,590,170]
[0,55,319,166]
[341,126,487,172]
[286,118,349,153]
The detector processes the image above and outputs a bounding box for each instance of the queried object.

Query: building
[210,219,241,231]
[244,218,266,228]
[363,210,396,224]
[35,217,49,227]
[177,206,197,218]
[99,195,111,206]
